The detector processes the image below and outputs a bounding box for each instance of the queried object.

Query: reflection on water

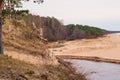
[64,59,120,80]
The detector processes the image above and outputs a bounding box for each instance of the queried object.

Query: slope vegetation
[1,18,86,80]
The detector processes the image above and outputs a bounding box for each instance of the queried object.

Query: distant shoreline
[105,31,120,34]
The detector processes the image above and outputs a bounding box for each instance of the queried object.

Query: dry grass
[0,54,40,80]
[0,55,86,80]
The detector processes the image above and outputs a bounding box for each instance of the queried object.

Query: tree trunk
[0,0,4,54]
[0,16,3,54]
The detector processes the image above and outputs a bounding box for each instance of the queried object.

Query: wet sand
[51,33,120,61]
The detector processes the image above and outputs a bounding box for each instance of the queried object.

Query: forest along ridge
[50,33,120,60]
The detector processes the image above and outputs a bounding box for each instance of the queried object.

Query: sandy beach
[51,33,120,60]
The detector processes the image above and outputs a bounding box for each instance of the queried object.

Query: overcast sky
[22,0,120,31]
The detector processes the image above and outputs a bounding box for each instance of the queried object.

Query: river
[64,59,120,80]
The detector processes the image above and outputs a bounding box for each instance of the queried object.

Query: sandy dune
[52,33,120,60]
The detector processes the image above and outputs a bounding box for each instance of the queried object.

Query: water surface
[64,59,120,80]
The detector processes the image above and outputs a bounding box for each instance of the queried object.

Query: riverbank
[0,54,86,80]
[57,56,120,64]
[50,33,120,62]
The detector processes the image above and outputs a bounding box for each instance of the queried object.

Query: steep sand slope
[52,33,120,60]
[3,19,58,65]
